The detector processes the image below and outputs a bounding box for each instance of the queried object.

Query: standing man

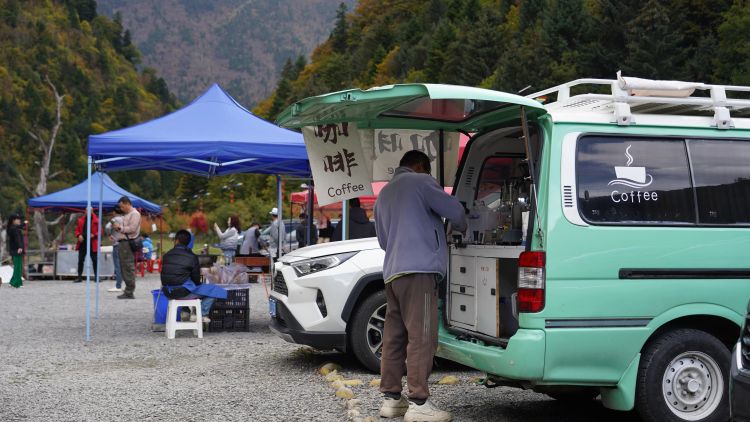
[375,150,466,422]
[106,207,124,292]
[295,213,318,248]
[113,196,141,299]
[331,198,376,241]
[268,207,285,259]
[73,211,99,283]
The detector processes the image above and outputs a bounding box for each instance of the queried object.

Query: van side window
[576,136,695,224]
[688,140,750,224]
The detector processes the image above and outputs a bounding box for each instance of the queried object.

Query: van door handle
[459,286,466,293]
[490,288,496,296]
[460,267,466,274]
[460,305,466,312]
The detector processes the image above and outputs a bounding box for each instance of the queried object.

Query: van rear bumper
[437,327,545,381]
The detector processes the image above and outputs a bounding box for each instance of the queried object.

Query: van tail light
[518,251,545,313]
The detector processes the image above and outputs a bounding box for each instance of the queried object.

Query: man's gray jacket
[375,166,467,283]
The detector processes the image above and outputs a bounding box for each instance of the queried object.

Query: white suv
[268,237,386,372]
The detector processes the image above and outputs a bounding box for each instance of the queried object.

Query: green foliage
[0,0,177,218]
[257,0,750,120]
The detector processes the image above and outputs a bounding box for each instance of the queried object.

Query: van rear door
[276,83,547,132]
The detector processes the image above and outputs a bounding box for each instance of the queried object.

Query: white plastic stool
[165,299,203,339]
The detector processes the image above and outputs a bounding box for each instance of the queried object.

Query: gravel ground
[0,275,640,421]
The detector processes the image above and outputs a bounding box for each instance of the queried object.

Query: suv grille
[742,313,750,369]
[273,272,288,296]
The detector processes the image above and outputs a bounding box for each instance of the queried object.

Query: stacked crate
[208,285,250,332]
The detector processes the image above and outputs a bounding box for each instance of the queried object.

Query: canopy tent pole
[23,208,29,279]
[95,175,103,318]
[439,129,445,187]
[306,182,313,246]
[85,157,92,341]
[341,200,348,241]
[276,175,282,260]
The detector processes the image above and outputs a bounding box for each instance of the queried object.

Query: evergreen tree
[330,3,349,53]
[624,0,687,79]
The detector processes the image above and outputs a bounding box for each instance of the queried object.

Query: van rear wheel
[635,328,729,422]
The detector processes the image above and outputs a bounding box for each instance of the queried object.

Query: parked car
[257,219,300,253]
[731,299,750,421]
[278,77,750,422]
[269,237,385,372]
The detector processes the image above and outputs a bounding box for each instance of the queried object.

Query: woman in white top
[214,215,240,264]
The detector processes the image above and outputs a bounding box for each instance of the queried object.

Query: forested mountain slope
[97,0,357,106]
[255,0,750,120]
[0,0,178,249]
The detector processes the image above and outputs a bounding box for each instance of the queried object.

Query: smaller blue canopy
[28,172,161,214]
[88,84,310,177]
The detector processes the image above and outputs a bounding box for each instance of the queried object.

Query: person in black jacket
[161,230,227,322]
[295,213,318,248]
[6,215,24,288]
[332,198,376,241]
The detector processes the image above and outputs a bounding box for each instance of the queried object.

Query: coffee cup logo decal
[609,144,654,188]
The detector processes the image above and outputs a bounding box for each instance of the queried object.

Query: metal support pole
[306,183,313,246]
[341,199,348,241]
[276,175,282,259]
[439,129,445,187]
[95,174,103,318]
[85,157,92,341]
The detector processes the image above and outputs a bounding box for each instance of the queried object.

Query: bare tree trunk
[24,77,65,251]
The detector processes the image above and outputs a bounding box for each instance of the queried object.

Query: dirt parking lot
[0,275,639,421]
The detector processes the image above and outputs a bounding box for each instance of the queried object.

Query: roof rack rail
[526,72,750,129]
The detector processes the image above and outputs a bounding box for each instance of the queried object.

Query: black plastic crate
[212,288,249,310]
[208,308,249,332]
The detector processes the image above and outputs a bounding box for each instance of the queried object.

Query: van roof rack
[526,71,750,129]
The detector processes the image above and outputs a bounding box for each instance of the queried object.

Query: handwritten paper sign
[302,123,374,206]
[368,129,460,183]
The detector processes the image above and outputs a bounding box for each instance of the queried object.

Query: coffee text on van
[610,190,658,203]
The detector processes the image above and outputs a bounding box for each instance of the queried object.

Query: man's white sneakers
[403,399,453,422]
[379,395,409,418]
[107,287,122,292]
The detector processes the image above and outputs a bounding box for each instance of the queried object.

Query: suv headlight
[291,252,357,277]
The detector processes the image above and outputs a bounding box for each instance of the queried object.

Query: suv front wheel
[636,328,730,422]
[349,290,387,373]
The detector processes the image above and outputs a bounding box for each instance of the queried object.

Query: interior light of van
[518,251,546,312]
[291,252,357,277]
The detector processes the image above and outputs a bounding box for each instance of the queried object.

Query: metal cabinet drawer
[449,292,476,327]
[450,255,475,287]
[450,283,475,296]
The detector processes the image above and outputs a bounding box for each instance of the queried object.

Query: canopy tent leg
[276,175,282,260]
[306,182,313,246]
[95,174,103,318]
[342,200,348,241]
[85,157,92,341]
[23,208,29,279]
[439,129,445,187]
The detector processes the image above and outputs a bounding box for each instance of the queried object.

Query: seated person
[161,229,228,323]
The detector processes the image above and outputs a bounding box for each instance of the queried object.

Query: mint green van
[278,76,750,422]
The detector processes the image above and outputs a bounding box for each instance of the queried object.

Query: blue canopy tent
[27,172,162,329]
[28,172,161,214]
[88,84,309,177]
[80,84,310,341]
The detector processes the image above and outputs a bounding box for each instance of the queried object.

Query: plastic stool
[165,299,203,339]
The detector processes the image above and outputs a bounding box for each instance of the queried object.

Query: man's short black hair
[299,212,307,219]
[399,150,431,173]
[350,198,361,208]
[175,229,191,246]
[117,196,132,205]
